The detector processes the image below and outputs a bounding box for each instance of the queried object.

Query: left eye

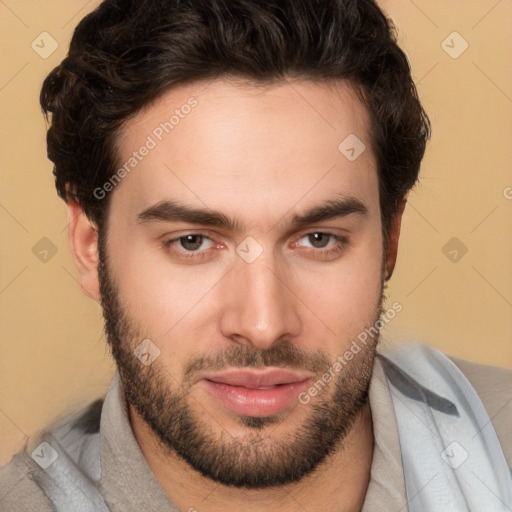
[298,232,339,249]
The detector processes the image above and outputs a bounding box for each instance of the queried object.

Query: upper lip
[200,368,313,389]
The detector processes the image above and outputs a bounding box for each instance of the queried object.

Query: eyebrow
[136,196,368,231]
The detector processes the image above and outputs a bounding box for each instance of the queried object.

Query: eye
[162,233,217,260]
[176,234,212,251]
[294,232,347,259]
[300,232,336,249]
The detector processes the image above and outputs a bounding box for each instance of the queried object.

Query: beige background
[1,0,511,464]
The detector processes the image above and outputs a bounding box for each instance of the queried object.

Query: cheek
[291,229,384,345]
[106,233,227,343]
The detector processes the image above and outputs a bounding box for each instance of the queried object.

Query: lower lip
[201,379,310,417]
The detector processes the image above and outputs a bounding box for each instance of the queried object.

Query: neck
[130,402,374,512]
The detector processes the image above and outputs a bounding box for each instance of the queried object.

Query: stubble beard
[97,231,384,489]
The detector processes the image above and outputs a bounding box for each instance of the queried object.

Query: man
[1,0,511,510]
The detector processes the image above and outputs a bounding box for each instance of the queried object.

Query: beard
[97,230,384,489]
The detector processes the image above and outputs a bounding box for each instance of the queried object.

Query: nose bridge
[219,248,301,349]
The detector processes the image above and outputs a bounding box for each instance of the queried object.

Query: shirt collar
[98,371,179,511]
[361,354,408,511]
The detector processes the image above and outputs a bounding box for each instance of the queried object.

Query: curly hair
[40,0,430,242]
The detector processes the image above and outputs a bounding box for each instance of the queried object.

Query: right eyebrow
[137,200,243,232]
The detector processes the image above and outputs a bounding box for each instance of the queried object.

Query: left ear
[384,195,407,281]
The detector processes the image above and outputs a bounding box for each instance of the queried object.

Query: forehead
[111,77,378,226]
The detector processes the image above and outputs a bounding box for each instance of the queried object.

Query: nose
[219,249,302,350]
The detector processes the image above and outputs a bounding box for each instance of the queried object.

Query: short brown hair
[41,0,430,241]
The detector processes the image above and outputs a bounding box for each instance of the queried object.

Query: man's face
[97,78,385,488]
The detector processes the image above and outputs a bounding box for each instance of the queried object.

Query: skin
[67,77,405,512]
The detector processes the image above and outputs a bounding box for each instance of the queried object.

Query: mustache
[183,342,331,379]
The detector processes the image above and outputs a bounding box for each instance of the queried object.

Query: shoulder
[448,354,512,469]
[0,450,54,511]
[0,398,104,511]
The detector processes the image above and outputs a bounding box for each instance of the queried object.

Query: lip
[200,368,312,388]
[199,368,312,417]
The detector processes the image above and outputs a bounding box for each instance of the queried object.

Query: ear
[67,197,101,302]
[384,195,407,281]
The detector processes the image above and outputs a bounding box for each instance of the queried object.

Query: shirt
[1,346,511,511]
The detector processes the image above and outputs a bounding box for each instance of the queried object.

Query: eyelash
[161,232,348,261]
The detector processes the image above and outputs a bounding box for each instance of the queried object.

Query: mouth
[199,368,313,417]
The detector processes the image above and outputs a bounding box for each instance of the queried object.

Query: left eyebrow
[136,196,368,231]
[290,197,368,227]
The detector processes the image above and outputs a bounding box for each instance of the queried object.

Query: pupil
[309,233,329,248]
[181,235,203,251]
